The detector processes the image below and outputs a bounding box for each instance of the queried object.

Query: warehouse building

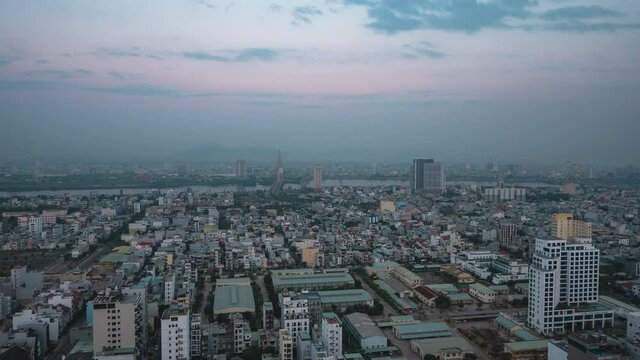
[272,272,354,290]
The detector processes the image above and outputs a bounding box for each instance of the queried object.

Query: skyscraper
[312,165,322,191]
[235,159,247,179]
[268,151,285,196]
[411,158,445,195]
[528,237,614,335]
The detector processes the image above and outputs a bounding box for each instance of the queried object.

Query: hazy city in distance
[2,2,640,360]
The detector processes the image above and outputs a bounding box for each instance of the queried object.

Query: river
[0,179,556,197]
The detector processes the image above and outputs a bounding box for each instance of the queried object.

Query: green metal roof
[216,277,251,286]
[393,322,452,339]
[504,340,549,352]
[213,285,256,315]
[272,272,354,288]
[447,293,473,301]
[513,329,541,342]
[411,337,474,355]
[495,315,520,330]
[469,282,497,294]
[377,320,422,328]
[318,289,373,305]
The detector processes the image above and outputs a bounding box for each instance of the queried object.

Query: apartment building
[280,292,310,341]
[552,213,592,240]
[528,237,614,335]
[92,290,145,357]
[161,305,190,360]
[321,312,343,357]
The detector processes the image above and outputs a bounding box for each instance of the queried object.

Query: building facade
[92,291,145,357]
[312,166,322,191]
[528,237,614,335]
[235,160,247,179]
[411,159,445,195]
[279,329,293,360]
[280,292,310,341]
[161,305,190,360]
[552,214,592,240]
[498,223,518,247]
[484,188,526,202]
[321,312,342,357]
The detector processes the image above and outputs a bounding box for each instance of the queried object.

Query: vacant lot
[0,249,67,274]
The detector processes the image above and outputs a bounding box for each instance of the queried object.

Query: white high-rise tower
[528,237,614,335]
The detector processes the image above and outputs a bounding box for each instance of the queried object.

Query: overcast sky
[1,0,639,165]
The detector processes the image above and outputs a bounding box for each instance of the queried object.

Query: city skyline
[2,3,640,358]
[1,1,640,165]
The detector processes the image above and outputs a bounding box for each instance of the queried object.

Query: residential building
[263,302,275,330]
[280,292,310,340]
[28,216,42,235]
[11,266,44,300]
[321,312,342,357]
[552,214,592,240]
[379,200,396,214]
[232,313,251,354]
[296,332,311,360]
[165,272,176,305]
[302,247,319,268]
[498,222,518,247]
[190,313,202,358]
[548,340,569,360]
[528,237,614,335]
[484,188,526,202]
[92,290,145,357]
[626,312,640,358]
[161,305,190,360]
[279,329,293,360]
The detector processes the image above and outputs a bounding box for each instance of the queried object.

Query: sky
[1,0,639,165]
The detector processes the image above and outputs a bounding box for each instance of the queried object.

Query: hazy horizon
[2,1,640,166]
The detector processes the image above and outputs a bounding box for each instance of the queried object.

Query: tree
[241,345,263,360]
[463,354,478,360]
[7,216,18,229]
[435,296,450,309]
[424,355,438,360]
[354,279,362,288]
[490,344,504,355]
